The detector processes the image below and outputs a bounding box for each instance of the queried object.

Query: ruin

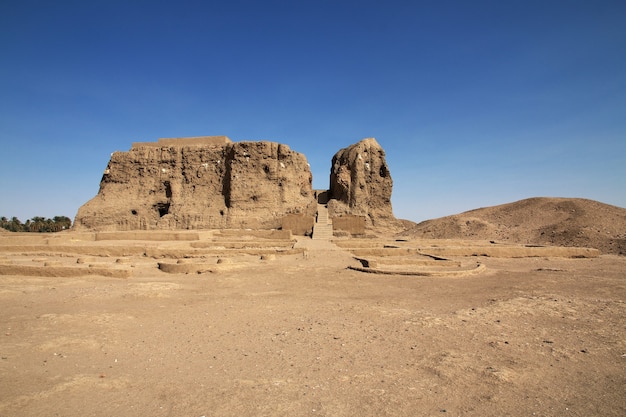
[328,138,396,229]
[74,136,318,232]
[74,136,401,235]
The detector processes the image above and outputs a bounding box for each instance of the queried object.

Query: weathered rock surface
[74,136,316,231]
[328,138,397,227]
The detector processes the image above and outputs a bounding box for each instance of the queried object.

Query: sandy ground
[0,238,625,416]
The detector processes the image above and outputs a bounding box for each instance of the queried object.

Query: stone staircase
[312,203,333,240]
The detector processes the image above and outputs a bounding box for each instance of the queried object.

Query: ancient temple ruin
[74,136,398,235]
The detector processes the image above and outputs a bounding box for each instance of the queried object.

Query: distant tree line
[0,216,72,232]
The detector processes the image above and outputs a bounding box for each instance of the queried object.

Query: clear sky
[1,0,625,223]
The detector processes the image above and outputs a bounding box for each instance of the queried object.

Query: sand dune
[399,197,626,255]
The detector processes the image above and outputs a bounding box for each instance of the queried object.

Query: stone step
[316,203,330,225]
[314,203,333,239]
[312,233,333,240]
[312,223,333,240]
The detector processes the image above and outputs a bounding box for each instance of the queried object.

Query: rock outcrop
[74,137,316,231]
[328,138,396,227]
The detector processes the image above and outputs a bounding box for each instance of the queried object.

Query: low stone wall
[420,245,600,258]
[282,214,315,236]
[0,245,146,257]
[349,245,599,258]
[132,136,232,148]
[214,229,293,239]
[95,231,200,241]
[191,241,294,249]
[348,263,486,277]
[146,247,304,258]
[332,215,366,236]
[0,264,131,278]
[158,261,216,274]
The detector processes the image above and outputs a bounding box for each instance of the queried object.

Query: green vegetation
[0,216,72,232]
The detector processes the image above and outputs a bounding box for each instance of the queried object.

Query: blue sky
[1,0,625,223]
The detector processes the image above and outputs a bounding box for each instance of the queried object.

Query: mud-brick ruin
[74,136,398,236]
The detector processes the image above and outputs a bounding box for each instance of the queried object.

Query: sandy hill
[399,197,626,255]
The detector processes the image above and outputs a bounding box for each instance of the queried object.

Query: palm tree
[53,216,72,230]
[9,217,22,232]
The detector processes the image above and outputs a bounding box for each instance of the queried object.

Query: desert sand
[402,197,626,256]
[0,230,624,417]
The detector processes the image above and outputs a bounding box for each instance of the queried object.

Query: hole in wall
[164,181,172,199]
[155,203,170,217]
[131,209,138,215]
[316,190,329,204]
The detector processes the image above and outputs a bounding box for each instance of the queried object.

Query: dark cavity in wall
[155,203,170,217]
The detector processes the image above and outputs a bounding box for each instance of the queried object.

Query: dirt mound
[399,197,626,255]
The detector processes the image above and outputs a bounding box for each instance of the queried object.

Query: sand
[0,233,624,416]
[402,197,626,255]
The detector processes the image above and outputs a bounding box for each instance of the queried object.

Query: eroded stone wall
[74,138,316,231]
[328,138,395,227]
